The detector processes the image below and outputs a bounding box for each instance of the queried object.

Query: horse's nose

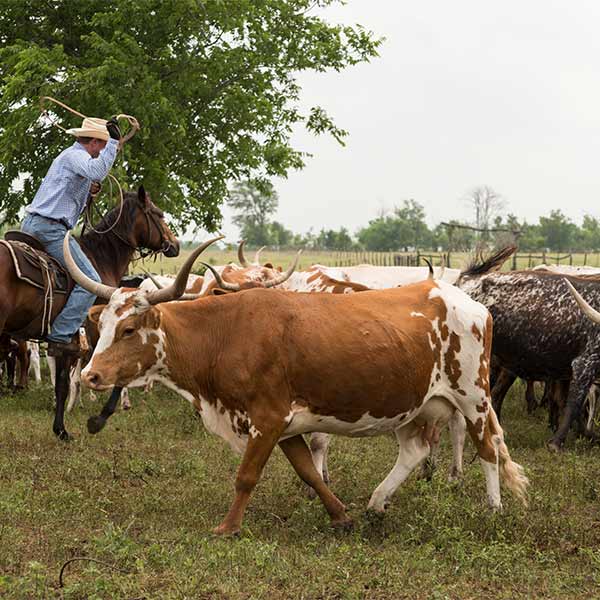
[83,370,103,389]
[163,240,180,257]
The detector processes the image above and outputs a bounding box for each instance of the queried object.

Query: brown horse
[0,186,179,439]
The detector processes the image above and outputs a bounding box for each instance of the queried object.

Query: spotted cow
[65,235,528,536]
[457,248,600,450]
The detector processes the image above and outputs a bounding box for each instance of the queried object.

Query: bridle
[84,194,174,260]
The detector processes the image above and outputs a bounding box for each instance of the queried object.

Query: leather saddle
[2,230,72,294]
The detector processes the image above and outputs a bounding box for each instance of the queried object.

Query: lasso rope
[39,96,140,234]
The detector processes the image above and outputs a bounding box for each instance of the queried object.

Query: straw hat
[65,117,109,141]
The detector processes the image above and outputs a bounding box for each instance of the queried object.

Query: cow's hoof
[365,505,387,521]
[87,415,106,434]
[331,516,353,531]
[448,467,464,483]
[546,439,562,453]
[212,523,241,537]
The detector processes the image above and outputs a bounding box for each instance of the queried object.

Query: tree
[538,210,576,252]
[578,215,600,251]
[393,199,431,250]
[465,186,506,239]
[357,200,431,251]
[0,1,381,228]
[227,180,278,246]
[268,221,295,247]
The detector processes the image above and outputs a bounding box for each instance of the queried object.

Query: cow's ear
[210,288,228,296]
[264,262,274,269]
[88,305,105,325]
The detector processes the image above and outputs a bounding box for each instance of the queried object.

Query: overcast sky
[217,0,600,240]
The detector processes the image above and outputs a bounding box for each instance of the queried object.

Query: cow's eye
[123,327,136,338]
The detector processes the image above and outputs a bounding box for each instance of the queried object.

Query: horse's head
[127,186,180,257]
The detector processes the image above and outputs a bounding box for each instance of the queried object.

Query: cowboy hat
[65,117,110,141]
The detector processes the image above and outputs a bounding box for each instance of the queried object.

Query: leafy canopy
[0,0,381,228]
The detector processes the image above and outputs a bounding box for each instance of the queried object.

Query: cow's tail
[487,407,529,506]
[461,245,517,278]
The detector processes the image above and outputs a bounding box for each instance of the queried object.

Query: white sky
[216,0,600,240]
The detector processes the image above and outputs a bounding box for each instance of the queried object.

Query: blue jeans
[21,213,100,343]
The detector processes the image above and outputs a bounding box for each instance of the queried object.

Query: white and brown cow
[65,235,528,536]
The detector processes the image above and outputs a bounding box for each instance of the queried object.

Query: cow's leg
[491,368,516,421]
[13,342,29,389]
[549,352,600,451]
[28,343,41,382]
[448,410,466,481]
[53,355,72,441]
[214,428,284,536]
[120,387,131,410]
[307,432,331,498]
[280,435,350,528]
[47,355,56,387]
[367,422,430,513]
[463,406,528,509]
[525,380,537,414]
[418,435,439,481]
[547,381,565,431]
[584,384,599,435]
[5,352,16,391]
[540,380,552,408]
[66,359,82,412]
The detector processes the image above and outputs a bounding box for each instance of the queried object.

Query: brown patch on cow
[444,332,462,390]
[471,323,482,342]
[474,314,493,393]
[440,323,449,341]
[476,401,488,413]
[115,295,137,317]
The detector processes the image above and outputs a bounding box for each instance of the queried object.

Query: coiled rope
[39,96,140,234]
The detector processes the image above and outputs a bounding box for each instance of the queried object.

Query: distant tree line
[227,181,600,253]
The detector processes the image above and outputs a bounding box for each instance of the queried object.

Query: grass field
[138,248,600,276]
[1,378,599,599]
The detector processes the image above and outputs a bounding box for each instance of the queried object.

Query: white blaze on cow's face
[82,289,165,390]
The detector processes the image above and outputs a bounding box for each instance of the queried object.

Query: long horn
[263,250,302,288]
[142,269,165,289]
[253,246,266,265]
[201,262,241,292]
[63,233,117,300]
[435,255,446,281]
[146,236,224,305]
[237,240,250,267]
[565,279,600,324]
[423,258,434,280]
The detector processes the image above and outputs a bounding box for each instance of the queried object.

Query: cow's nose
[83,370,103,389]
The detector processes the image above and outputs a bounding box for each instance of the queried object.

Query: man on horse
[21,116,122,356]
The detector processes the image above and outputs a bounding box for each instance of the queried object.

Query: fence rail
[152,248,600,275]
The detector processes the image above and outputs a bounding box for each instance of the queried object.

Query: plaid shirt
[26,138,119,229]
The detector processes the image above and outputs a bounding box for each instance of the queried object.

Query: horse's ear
[137,185,147,204]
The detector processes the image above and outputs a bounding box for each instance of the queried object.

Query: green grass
[0,379,599,599]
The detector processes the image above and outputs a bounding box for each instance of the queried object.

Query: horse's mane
[78,192,138,261]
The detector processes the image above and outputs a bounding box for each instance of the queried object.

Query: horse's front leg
[53,355,72,441]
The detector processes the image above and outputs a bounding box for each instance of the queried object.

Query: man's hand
[106,118,121,141]
[90,182,102,196]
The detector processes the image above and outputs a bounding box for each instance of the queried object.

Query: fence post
[512,252,517,271]
[569,254,573,266]
[584,252,588,266]
[542,250,546,264]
